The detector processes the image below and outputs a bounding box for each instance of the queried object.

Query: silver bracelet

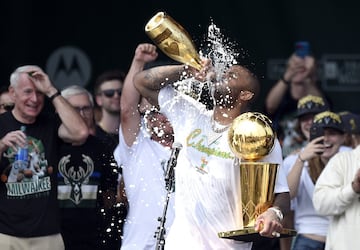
[268,207,284,221]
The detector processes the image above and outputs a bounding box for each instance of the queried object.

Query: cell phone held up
[295,41,310,58]
[309,123,324,145]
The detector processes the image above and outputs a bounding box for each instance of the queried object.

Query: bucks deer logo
[58,154,94,205]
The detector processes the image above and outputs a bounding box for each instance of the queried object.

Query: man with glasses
[94,70,125,150]
[0,85,14,114]
[0,65,88,250]
[59,85,126,250]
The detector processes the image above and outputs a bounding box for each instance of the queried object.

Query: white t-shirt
[283,145,352,236]
[283,153,329,236]
[114,122,174,250]
[158,86,289,250]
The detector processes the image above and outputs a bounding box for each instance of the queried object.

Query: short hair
[233,65,260,104]
[93,70,125,94]
[61,85,94,107]
[9,65,42,87]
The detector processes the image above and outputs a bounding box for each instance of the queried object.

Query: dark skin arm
[133,59,212,106]
[255,192,290,237]
[133,64,185,107]
[273,192,291,216]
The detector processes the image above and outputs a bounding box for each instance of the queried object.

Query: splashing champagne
[145,12,202,70]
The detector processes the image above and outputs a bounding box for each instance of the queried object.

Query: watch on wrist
[280,76,291,85]
[268,207,284,221]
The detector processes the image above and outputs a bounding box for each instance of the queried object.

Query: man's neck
[88,125,96,136]
[12,109,36,124]
[98,112,120,134]
[213,104,247,125]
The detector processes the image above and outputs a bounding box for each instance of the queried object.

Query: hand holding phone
[309,124,325,155]
[309,124,324,143]
[295,41,310,58]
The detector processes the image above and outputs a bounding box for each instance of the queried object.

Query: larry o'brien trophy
[218,112,296,241]
[145,11,202,70]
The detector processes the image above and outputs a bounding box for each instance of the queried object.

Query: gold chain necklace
[211,115,230,133]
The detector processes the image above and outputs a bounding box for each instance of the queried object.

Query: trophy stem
[239,162,278,228]
[218,161,297,241]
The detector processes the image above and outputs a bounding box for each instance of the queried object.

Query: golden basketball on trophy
[219,112,296,241]
[228,112,275,161]
[145,11,202,70]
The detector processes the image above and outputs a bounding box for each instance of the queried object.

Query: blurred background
[2,0,360,112]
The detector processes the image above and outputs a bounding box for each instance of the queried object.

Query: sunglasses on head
[101,89,122,98]
[0,103,14,111]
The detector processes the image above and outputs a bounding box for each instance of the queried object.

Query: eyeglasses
[73,106,93,115]
[0,103,14,112]
[100,89,122,98]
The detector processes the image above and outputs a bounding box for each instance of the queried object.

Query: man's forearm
[273,192,290,216]
[134,64,186,106]
[142,64,185,90]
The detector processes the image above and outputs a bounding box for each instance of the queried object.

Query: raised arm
[120,43,158,146]
[265,54,322,115]
[29,69,88,144]
[133,56,212,107]
[133,64,185,107]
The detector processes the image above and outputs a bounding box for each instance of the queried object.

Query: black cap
[339,111,360,134]
[313,111,344,133]
[296,95,329,118]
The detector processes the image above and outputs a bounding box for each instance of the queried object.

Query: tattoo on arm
[143,65,185,90]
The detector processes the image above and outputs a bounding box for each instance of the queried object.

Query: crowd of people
[0,38,359,250]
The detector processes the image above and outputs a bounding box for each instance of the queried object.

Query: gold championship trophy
[145,11,202,70]
[218,112,296,241]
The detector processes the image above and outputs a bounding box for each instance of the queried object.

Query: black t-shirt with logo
[0,111,61,237]
[57,134,119,250]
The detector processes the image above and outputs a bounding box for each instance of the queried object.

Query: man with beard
[0,65,88,249]
[94,69,125,150]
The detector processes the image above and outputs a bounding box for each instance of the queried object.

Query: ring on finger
[271,231,280,237]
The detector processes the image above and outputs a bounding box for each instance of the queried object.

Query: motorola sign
[46,46,92,90]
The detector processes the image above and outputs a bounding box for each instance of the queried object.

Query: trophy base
[218,227,297,242]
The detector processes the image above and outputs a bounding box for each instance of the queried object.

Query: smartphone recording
[295,41,310,58]
[309,124,324,144]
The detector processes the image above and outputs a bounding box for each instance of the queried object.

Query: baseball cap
[339,111,360,134]
[296,95,329,118]
[313,111,344,133]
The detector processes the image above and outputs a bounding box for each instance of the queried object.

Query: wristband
[49,91,61,101]
[280,76,291,85]
[298,154,305,163]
